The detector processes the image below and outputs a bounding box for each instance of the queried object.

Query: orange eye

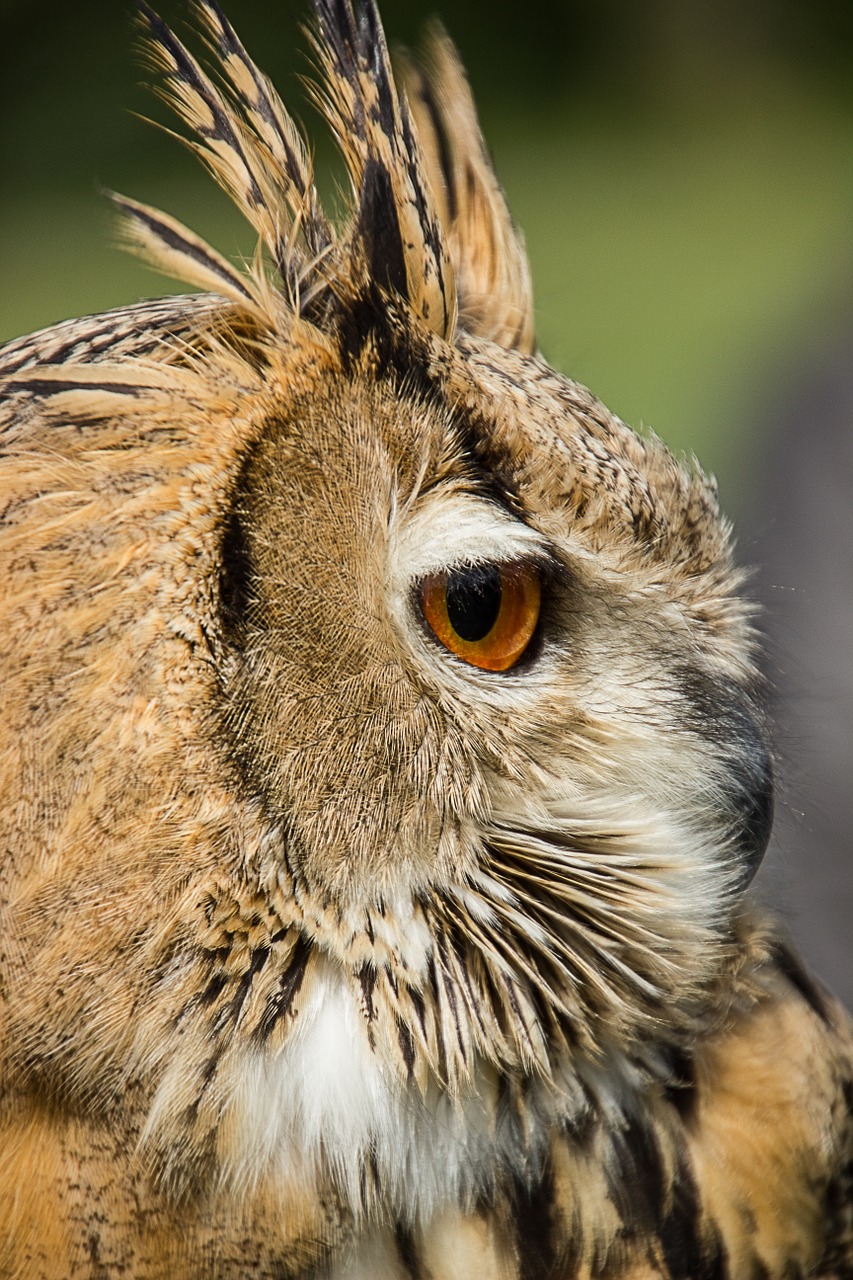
[419,563,541,672]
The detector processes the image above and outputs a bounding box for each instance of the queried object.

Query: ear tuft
[399,25,536,353]
[122,1,538,357]
[310,0,458,341]
[132,0,334,323]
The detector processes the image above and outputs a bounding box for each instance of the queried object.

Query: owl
[1,0,851,1276]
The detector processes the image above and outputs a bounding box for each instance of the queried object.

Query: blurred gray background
[1,0,850,1004]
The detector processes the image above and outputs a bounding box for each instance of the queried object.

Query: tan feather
[308,0,458,339]
[399,25,535,353]
[108,192,264,313]
[137,1,332,318]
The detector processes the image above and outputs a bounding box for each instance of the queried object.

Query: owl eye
[419,563,542,672]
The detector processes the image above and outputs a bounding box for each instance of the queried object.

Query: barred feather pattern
[136,0,328,310]
[400,26,536,353]
[308,0,457,338]
[116,0,534,352]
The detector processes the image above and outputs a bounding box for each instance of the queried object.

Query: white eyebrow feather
[391,493,549,584]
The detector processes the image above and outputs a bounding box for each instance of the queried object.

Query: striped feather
[109,192,263,311]
[124,0,467,342]
[139,2,286,250]
[309,0,458,338]
[399,26,536,353]
[135,1,331,318]
[193,0,331,258]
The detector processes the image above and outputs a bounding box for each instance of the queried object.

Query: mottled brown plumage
[1,2,851,1277]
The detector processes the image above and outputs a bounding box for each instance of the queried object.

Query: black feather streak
[358,158,409,303]
[358,964,377,1050]
[206,0,305,184]
[664,1046,700,1126]
[113,197,254,302]
[213,946,270,1034]
[199,971,229,1007]
[411,67,457,222]
[219,507,254,646]
[11,378,147,398]
[395,1016,416,1080]
[256,934,313,1041]
[515,1161,561,1280]
[453,409,526,518]
[140,2,265,208]
[432,928,467,1062]
[607,1116,667,1232]
[659,1162,728,1280]
[393,1222,423,1279]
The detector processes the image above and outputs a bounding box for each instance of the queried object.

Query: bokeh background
[2,0,851,1003]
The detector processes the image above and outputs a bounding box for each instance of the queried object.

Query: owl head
[0,0,772,1219]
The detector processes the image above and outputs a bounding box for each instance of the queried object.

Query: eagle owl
[1,1,851,1276]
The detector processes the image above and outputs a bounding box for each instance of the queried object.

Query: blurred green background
[1,0,852,997]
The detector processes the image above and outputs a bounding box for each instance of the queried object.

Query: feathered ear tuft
[108,191,263,312]
[121,0,534,357]
[308,0,457,342]
[132,0,333,320]
[398,24,536,354]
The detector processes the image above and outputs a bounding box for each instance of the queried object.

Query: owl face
[213,306,772,1030]
[0,0,774,1226]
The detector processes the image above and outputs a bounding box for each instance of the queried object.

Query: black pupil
[445,565,503,642]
